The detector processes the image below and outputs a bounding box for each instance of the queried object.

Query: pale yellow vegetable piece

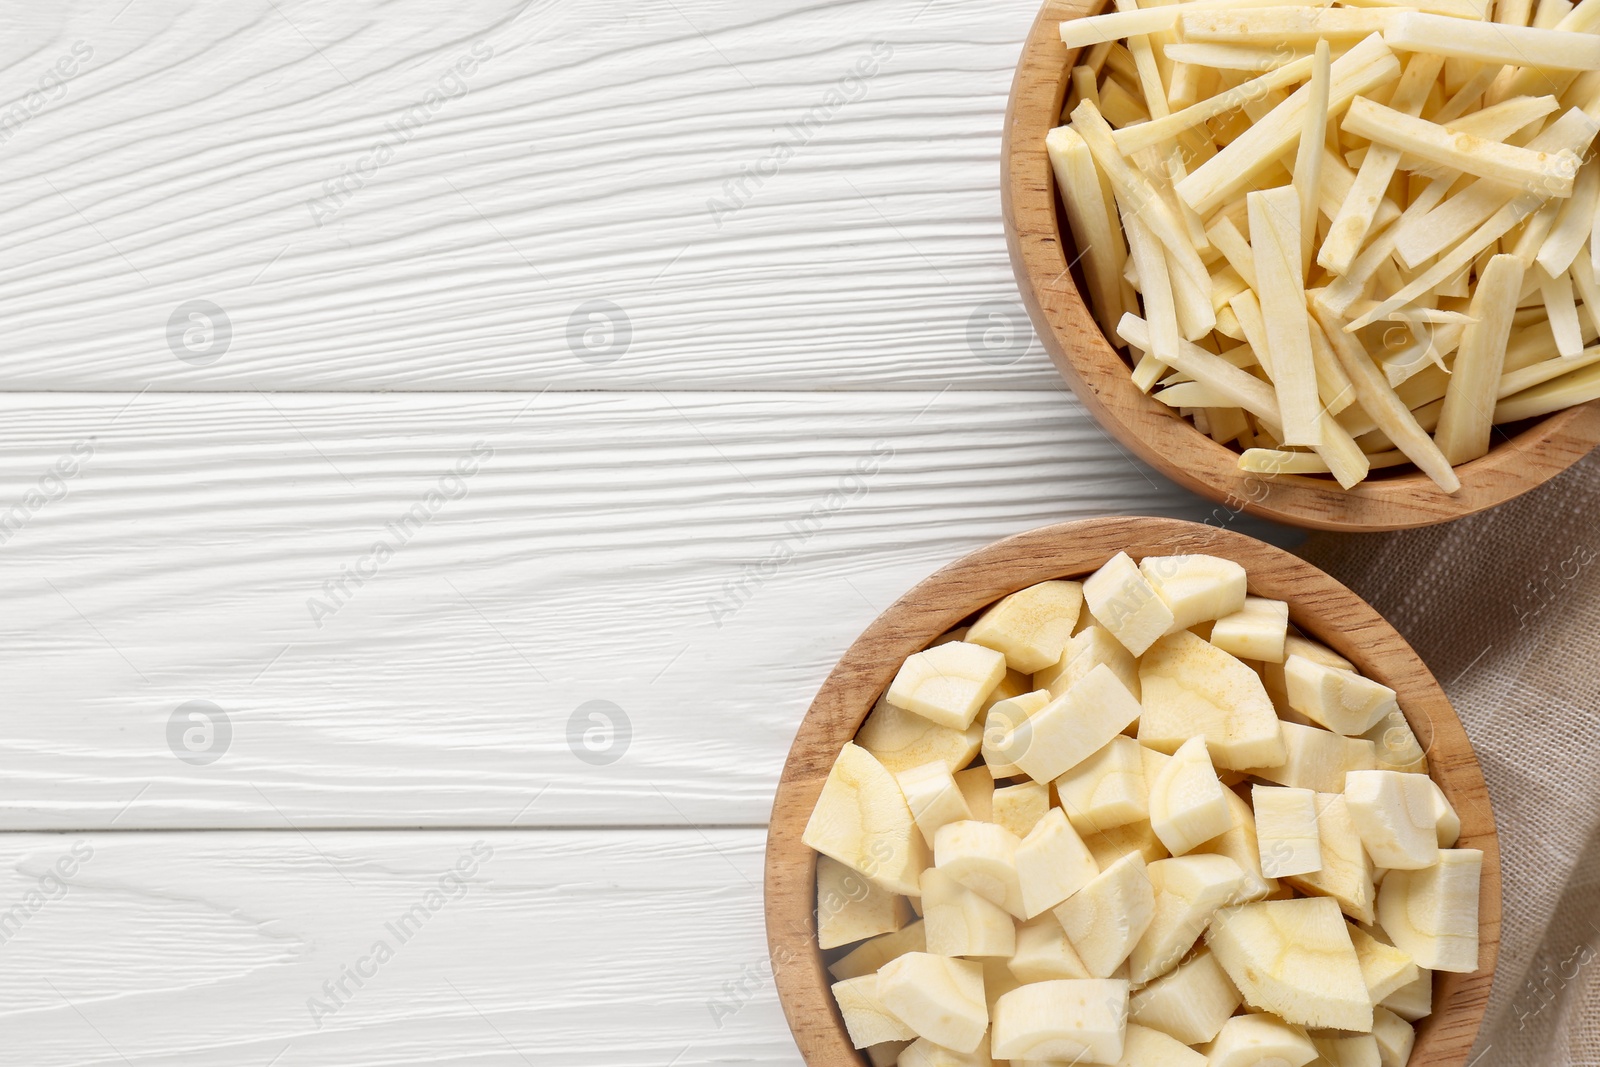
[1313,1032,1383,1067]
[1385,9,1600,67]
[1192,787,1281,902]
[1371,1004,1418,1067]
[1016,807,1100,919]
[1083,819,1170,870]
[877,952,989,1054]
[1163,41,1318,69]
[1038,623,1141,702]
[1543,265,1586,358]
[1208,1013,1317,1067]
[1377,848,1482,972]
[1104,1023,1206,1067]
[1284,792,1377,925]
[1055,851,1157,977]
[1428,777,1461,846]
[1495,358,1600,421]
[1250,186,1324,447]
[1436,253,1523,465]
[1123,208,1182,391]
[1113,55,1318,155]
[967,579,1084,674]
[935,819,1025,919]
[1538,156,1600,275]
[1345,769,1444,869]
[1009,912,1091,983]
[1139,553,1248,633]
[1211,596,1290,662]
[980,689,1050,779]
[1057,0,1299,49]
[1054,735,1149,833]
[1253,784,1324,878]
[991,979,1131,1063]
[920,865,1017,958]
[1362,708,1428,774]
[1181,6,1397,43]
[829,920,927,980]
[1139,630,1287,771]
[1295,41,1333,277]
[896,1036,991,1067]
[1128,946,1242,1045]
[1380,967,1433,1020]
[819,854,909,950]
[1249,720,1378,793]
[886,641,1007,731]
[1350,921,1422,1003]
[1149,736,1236,855]
[897,763,974,852]
[1083,550,1176,657]
[832,974,917,1048]
[1206,896,1373,1031]
[1131,854,1248,984]
[1284,653,1400,735]
[1005,663,1144,783]
[864,1039,911,1067]
[855,697,984,777]
[804,742,929,896]
[954,766,994,824]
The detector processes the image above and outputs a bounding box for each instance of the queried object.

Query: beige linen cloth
[1300,452,1600,1066]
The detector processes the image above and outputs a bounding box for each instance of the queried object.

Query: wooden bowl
[1000,0,1600,532]
[765,517,1499,1066]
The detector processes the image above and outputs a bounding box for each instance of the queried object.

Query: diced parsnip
[1283,793,1378,925]
[1211,596,1290,663]
[898,761,975,850]
[935,820,1026,918]
[1494,357,1600,419]
[920,866,1016,958]
[1312,298,1462,491]
[829,920,927,980]
[967,579,1084,674]
[832,974,918,1048]
[1436,253,1523,463]
[1254,784,1324,877]
[1345,769,1443,870]
[877,953,990,1053]
[1164,41,1318,69]
[1385,10,1600,67]
[1296,42,1334,277]
[1538,157,1600,275]
[1055,735,1150,834]
[1250,187,1325,446]
[1113,56,1317,155]
[818,855,910,949]
[1181,6,1398,44]
[1321,53,1445,276]
[995,780,1051,840]
[1343,96,1580,196]
[1248,720,1377,794]
[1016,807,1101,917]
[1083,551,1177,657]
[1177,34,1404,215]
[991,979,1132,1063]
[886,641,1007,730]
[1128,946,1242,1045]
[1006,663,1145,783]
[1047,126,1129,338]
[1376,849,1483,972]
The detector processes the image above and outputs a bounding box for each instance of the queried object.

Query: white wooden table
[0,1,1296,1062]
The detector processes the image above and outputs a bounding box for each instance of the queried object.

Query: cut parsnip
[832,974,917,1048]
[1250,720,1379,793]
[1038,623,1141,701]
[1192,788,1280,902]
[1372,1005,1418,1067]
[1206,896,1373,1031]
[1005,663,1144,783]
[1138,553,1248,633]
[1048,126,1129,338]
[990,979,1131,1063]
[1211,596,1290,662]
[966,579,1084,674]
[1343,96,1579,195]
[935,820,1026,919]
[1381,967,1433,1020]
[1350,921,1421,1004]
[829,920,927,981]
[1139,631,1287,770]
[1362,709,1428,774]
[1385,10,1600,67]
[1249,186,1324,447]
[1083,551,1177,656]
[1010,912,1092,983]
[1055,735,1149,833]
[1376,848,1483,971]
[980,689,1051,779]
[804,743,929,895]
[1132,854,1248,983]
[1313,1033,1383,1067]
[856,697,984,776]
[954,767,994,824]
[1084,819,1171,869]
[897,762,974,850]
[1345,769,1441,869]
[1427,778,1461,846]
[1284,793,1377,924]
[920,866,1017,958]
[1437,253,1524,464]
[1016,807,1101,918]
[1253,784,1324,878]
[1108,1023,1207,1067]
[1127,946,1243,1045]
[896,1036,991,1067]
[1055,851,1157,977]
[819,855,909,949]
[1284,654,1400,735]
[877,953,990,1054]
[1207,1013,1318,1067]
[1149,736,1236,855]
[886,642,1008,730]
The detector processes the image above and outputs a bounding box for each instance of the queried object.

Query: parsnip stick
[1540,265,1585,356]
[1059,0,1313,49]
[1296,42,1334,277]
[1112,56,1318,154]
[1384,11,1600,68]
[1124,210,1182,391]
[1239,446,1412,473]
[1537,158,1600,274]
[1153,381,1240,407]
[1208,216,1258,289]
[1342,97,1580,196]
[1495,359,1600,420]
[1250,187,1325,446]
[1181,6,1398,43]
[1047,127,1129,338]
[1498,345,1600,394]
[1163,42,1319,69]
[1435,254,1524,463]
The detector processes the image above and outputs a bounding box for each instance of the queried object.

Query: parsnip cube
[1009,912,1092,982]
[819,855,909,949]
[1210,596,1290,663]
[1192,788,1280,901]
[1284,655,1400,735]
[1371,1005,1418,1067]
[1083,551,1177,656]
[1140,631,1285,770]
[887,642,1009,730]
[857,697,985,776]
[1361,709,1428,774]
[990,979,1131,1063]
[804,743,930,895]
[1054,735,1149,833]
[829,920,927,980]
[1427,778,1461,846]
[1284,793,1377,925]
[980,689,1050,779]
[1380,967,1433,1021]
[935,820,1025,919]
[1016,807,1100,918]
[1006,663,1144,782]
[1253,784,1323,878]
[1350,921,1421,1003]
[954,767,994,824]
[1105,1023,1206,1067]
[832,973,917,1048]
[1206,1013,1317,1067]
[1149,736,1235,855]
[1084,819,1171,869]
[1345,769,1440,869]
[993,781,1050,840]
[876,953,989,1054]
[1376,848,1482,972]
[1054,851,1157,977]
[898,762,975,851]
[1249,721,1377,793]
[897,1035,994,1067]
[921,866,1016,958]
[1036,623,1141,701]
[1205,897,1373,1032]
[967,580,1084,674]
[1131,854,1247,984]
[1127,946,1242,1045]
[1313,1033,1382,1067]
[1138,553,1248,633]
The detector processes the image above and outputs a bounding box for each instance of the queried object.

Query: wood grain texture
[0,828,804,1066]
[0,0,1069,391]
[765,517,1499,1067]
[1000,0,1600,531]
[0,392,1293,829]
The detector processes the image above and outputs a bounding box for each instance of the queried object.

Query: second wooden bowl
[1001,0,1600,531]
[765,517,1500,1066]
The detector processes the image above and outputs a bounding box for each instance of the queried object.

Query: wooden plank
[0,0,1062,390]
[0,392,1292,829]
[0,828,801,1065]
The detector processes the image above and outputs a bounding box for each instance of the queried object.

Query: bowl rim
[764,516,1501,1067]
[1001,0,1600,532]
